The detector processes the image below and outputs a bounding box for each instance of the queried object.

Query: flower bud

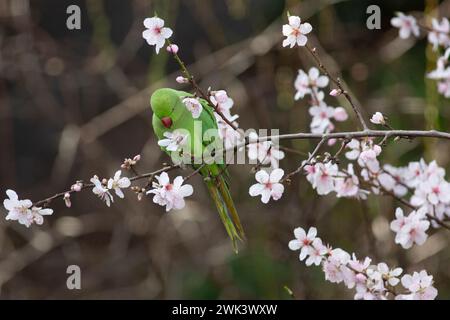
[166,44,179,54]
[176,76,189,84]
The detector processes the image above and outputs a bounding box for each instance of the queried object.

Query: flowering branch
[288,226,438,300]
[304,43,369,130]
[31,163,179,209]
[166,39,240,131]
[4,9,450,300]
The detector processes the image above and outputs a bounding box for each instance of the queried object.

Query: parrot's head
[150,88,181,129]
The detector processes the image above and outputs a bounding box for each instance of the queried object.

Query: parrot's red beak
[161,116,172,128]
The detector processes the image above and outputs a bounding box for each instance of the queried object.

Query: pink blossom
[249,169,285,203]
[247,132,285,169]
[391,12,420,39]
[333,107,348,122]
[305,238,327,266]
[391,207,430,249]
[329,88,341,96]
[401,271,438,300]
[210,90,234,118]
[312,162,338,195]
[370,112,385,125]
[182,97,203,118]
[335,164,359,198]
[428,18,450,50]
[146,172,193,212]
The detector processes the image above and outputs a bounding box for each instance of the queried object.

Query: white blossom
[182,97,203,119]
[294,67,329,100]
[107,170,131,199]
[390,207,430,249]
[3,189,33,227]
[247,132,285,169]
[91,175,114,207]
[282,15,312,48]
[428,18,450,50]
[249,169,285,203]
[391,12,420,39]
[370,112,385,125]
[142,17,173,54]
[157,130,189,152]
[288,226,318,261]
[400,271,438,300]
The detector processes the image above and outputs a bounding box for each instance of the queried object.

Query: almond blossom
[288,226,317,261]
[247,132,285,169]
[311,162,338,195]
[428,18,450,51]
[345,139,382,173]
[306,238,327,266]
[249,168,285,203]
[390,207,430,249]
[210,90,234,119]
[146,172,193,212]
[294,67,329,100]
[333,107,348,121]
[107,170,131,199]
[289,226,438,300]
[437,79,450,97]
[427,48,450,98]
[3,189,53,227]
[378,165,408,197]
[282,15,312,48]
[308,103,335,134]
[427,48,450,80]
[370,112,385,125]
[335,164,360,198]
[91,175,114,207]
[398,271,438,300]
[157,130,189,152]
[214,113,242,149]
[182,97,203,118]
[30,206,54,225]
[3,189,33,227]
[390,12,420,39]
[142,17,173,54]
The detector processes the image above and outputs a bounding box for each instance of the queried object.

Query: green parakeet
[150,88,245,251]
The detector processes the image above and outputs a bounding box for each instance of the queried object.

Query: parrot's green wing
[150,88,245,251]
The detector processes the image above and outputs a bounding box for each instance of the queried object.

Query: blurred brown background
[0,0,449,299]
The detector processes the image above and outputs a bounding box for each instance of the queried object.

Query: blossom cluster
[284,16,348,137]
[210,90,243,149]
[391,13,450,98]
[146,172,193,212]
[3,190,53,227]
[294,67,348,136]
[90,170,131,207]
[289,226,438,300]
[302,135,450,249]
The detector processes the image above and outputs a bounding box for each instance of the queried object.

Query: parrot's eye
[161,116,172,128]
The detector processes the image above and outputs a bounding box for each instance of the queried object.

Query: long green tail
[200,165,245,252]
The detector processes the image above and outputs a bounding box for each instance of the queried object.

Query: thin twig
[282,138,327,183]
[167,39,239,131]
[32,165,179,208]
[305,43,369,130]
